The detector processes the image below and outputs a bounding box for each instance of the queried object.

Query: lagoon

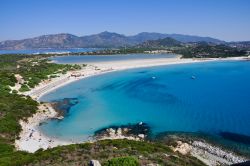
[50,53,176,64]
[0,48,102,55]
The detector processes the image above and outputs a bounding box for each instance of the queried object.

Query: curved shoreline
[15,56,249,154]
[27,56,205,100]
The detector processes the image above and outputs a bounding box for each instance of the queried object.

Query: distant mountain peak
[98,31,126,37]
[99,31,113,34]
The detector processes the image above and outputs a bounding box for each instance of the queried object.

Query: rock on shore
[94,122,150,141]
[173,140,247,166]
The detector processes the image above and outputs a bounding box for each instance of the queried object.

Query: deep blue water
[39,60,250,149]
[50,54,176,64]
[0,48,102,54]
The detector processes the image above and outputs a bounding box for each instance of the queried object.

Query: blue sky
[1,0,250,41]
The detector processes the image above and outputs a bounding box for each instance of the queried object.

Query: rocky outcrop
[94,122,150,141]
[173,140,247,166]
[89,160,101,166]
[191,141,247,165]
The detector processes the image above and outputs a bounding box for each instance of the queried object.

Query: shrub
[103,156,139,166]
[19,84,30,92]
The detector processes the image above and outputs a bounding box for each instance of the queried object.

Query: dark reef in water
[231,160,250,166]
[137,70,148,74]
[92,77,178,104]
[125,77,178,104]
[51,98,79,117]
[220,132,250,145]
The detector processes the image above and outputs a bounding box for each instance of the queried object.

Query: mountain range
[0,31,225,50]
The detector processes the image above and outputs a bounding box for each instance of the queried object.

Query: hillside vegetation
[0,139,205,166]
[137,37,182,48]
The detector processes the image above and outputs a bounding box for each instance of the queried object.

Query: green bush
[19,84,30,92]
[12,90,18,94]
[103,157,139,166]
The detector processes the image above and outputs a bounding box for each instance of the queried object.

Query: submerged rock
[220,132,250,145]
[51,98,79,117]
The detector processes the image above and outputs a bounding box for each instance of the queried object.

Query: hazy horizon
[1,0,250,42]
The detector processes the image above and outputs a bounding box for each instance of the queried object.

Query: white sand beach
[15,104,72,153]
[15,56,248,153]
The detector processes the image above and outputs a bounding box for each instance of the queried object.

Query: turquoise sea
[39,59,250,153]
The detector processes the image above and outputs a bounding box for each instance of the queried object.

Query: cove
[39,60,250,149]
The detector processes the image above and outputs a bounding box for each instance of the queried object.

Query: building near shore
[144,50,172,54]
[71,72,82,77]
[246,51,250,55]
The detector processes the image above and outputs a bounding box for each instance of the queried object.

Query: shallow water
[39,60,250,150]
